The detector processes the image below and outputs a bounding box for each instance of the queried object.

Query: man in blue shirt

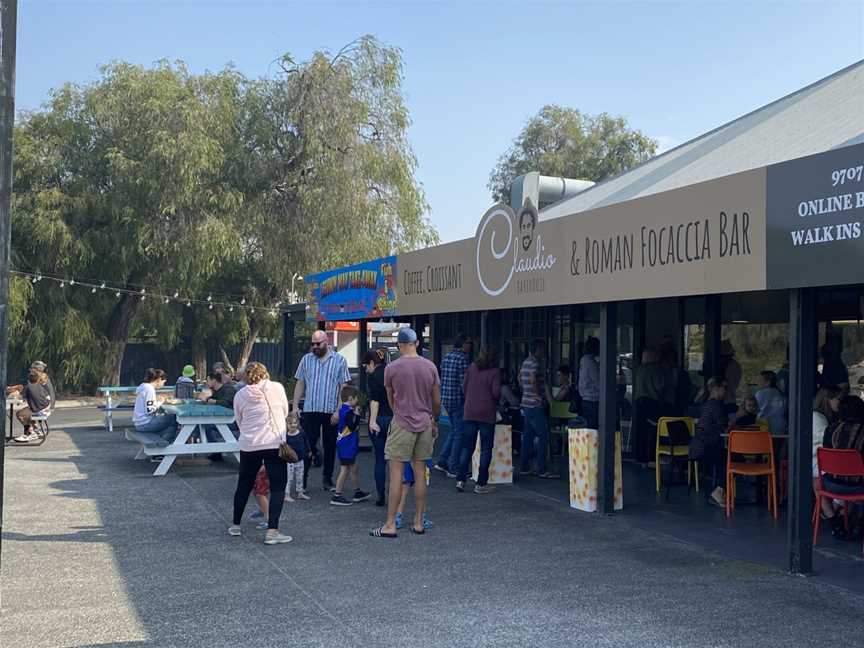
[434,334,472,476]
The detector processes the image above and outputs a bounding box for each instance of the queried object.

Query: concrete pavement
[2,408,863,648]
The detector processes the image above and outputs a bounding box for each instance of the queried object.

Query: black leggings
[233,449,288,530]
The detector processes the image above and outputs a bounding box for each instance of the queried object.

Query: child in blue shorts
[395,460,434,529]
[331,386,371,506]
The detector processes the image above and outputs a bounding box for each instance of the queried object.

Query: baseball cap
[30,360,47,371]
[182,364,195,378]
[397,328,418,344]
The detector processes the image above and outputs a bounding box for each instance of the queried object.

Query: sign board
[396,168,767,315]
[306,256,397,321]
[766,143,864,289]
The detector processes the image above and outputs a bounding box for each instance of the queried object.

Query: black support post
[704,294,722,379]
[597,301,618,516]
[281,313,295,378]
[357,319,368,392]
[788,287,816,575]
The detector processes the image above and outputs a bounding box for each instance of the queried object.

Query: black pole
[281,312,295,379]
[357,319,368,392]
[704,294,722,379]
[788,287,816,575]
[597,301,618,515]
[0,0,17,576]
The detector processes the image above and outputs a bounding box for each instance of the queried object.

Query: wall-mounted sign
[766,143,864,289]
[396,168,767,316]
[306,256,397,321]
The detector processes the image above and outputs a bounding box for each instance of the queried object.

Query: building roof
[540,60,864,221]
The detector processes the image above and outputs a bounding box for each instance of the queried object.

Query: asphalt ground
[2,408,863,648]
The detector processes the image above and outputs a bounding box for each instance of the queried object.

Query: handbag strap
[259,382,285,444]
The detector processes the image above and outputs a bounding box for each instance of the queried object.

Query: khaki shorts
[385,419,435,462]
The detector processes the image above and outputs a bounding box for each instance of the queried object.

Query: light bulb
[164,297,169,304]
[91,287,97,293]
[207,294,212,302]
[100,282,106,289]
[140,288,146,294]
[186,301,191,307]
[173,291,179,298]
[240,298,246,305]
[208,303,213,310]
[115,291,121,297]
[70,279,75,286]
[60,282,65,288]
[229,306,234,312]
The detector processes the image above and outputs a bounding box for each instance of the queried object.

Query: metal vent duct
[509,172,595,212]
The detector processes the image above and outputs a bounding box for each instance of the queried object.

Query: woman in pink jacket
[228,362,292,544]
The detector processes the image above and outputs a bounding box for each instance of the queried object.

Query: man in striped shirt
[292,330,351,491]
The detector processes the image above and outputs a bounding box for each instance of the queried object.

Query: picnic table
[126,402,239,476]
[5,395,24,442]
[98,385,175,432]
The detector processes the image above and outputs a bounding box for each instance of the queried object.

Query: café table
[98,385,175,432]
[127,402,239,476]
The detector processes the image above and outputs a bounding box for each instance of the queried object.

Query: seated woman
[820,395,864,539]
[813,386,842,524]
[690,377,728,508]
[13,369,52,442]
[755,370,786,436]
[554,364,574,402]
[133,368,178,443]
[731,395,759,429]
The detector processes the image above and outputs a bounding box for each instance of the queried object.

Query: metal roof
[540,59,864,221]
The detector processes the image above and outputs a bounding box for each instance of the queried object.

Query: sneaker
[519,469,535,477]
[296,491,311,501]
[330,494,353,506]
[322,480,336,491]
[709,487,726,508]
[446,472,458,479]
[353,490,371,503]
[475,485,496,494]
[228,525,242,537]
[263,533,293,545]
[375,496,386,507]
[422,512,433,529]
[284,495,295,503]
[433,463,448,474]
[249,510,263,520]
[13,432,38,443]
[456,481,465,492]
[395,512,403,529]
[256,520,269,530]
[536,471,560,480]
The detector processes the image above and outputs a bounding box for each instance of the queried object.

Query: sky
[16,0,864,243]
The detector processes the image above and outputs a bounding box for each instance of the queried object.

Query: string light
[12,270,298,316]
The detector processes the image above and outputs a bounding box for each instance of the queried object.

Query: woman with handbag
[228,362,293,544]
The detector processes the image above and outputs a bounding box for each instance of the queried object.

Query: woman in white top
[133,368,177,442]
[228,362,292,545]
[812,385,842,519]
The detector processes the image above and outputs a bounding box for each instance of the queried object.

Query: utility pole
[0,0,18,576]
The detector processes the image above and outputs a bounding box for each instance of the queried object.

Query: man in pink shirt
[370,328,441,538]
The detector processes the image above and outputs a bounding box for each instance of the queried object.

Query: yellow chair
[655,417,698,493]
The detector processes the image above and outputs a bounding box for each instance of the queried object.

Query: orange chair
[812,448,864,557]
[726,430,777,519]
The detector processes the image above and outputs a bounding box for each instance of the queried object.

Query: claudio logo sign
[475,200,556,297]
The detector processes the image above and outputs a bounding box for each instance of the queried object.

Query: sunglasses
[311,341,325,347]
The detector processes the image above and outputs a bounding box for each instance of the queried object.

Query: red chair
[812,448,864,557]
[726,430,777,519]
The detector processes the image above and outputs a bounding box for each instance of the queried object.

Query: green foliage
[488,105,658,203]
[10,38,435,389]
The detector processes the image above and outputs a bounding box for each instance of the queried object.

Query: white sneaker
[264,533,293,545]
[13,431,38,443]
[228,525,242,536]
[296,492,311,501]
[284,495,295,503]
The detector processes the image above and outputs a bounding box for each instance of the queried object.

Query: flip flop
[369,526,397,539]
[411,526,426,535]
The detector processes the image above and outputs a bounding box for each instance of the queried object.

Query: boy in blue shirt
[331,386,371,506]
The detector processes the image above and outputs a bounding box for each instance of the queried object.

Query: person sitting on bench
[133,368,177,443]
[13,369,52,443]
